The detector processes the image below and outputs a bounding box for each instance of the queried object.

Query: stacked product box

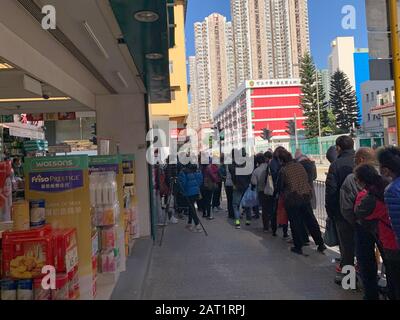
[0,225,79,300]
[122,155,136,256]
[89,172,120,275]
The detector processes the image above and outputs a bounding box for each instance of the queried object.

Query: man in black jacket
[325,135,356,282]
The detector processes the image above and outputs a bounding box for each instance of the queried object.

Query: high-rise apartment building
[188,56,199,129]
[225,22,237,95]
[231,0,310,82]
[191,13,234,130]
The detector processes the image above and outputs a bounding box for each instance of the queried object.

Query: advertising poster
[24,155,94,299]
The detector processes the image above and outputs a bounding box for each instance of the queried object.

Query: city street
[114,205,361,300]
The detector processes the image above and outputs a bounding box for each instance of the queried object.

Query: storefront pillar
[95,95,151,238]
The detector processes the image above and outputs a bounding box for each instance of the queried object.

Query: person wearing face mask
[325,136,356,278]
[378,147,400,249]
[354,164,400,300]
[340,148,378,297]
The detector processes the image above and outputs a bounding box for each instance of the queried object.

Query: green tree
[330,70,359,133]
[299,52,335,138]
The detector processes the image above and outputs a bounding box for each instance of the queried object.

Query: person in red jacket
[354,164,400,300]
[201,159,220,220]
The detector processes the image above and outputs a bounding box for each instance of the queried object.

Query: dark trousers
[336,215,355,268]
[384,253,400,300]
[212,182,222,208]
[286,202,324,250]
[354,224,379,300]
[258,192,273,230]
[202,188,213,217]
[186,195,200,226]
[270,197,279,234]
[225,185,234,218]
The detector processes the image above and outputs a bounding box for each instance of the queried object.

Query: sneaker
[245,221,251,226]
[207,216,215,220]
[334,274,344,285]
[185,224,193,230]
[317,244,327,253]
[192,225,203,233]
[169,216,179,224]
[216,206,223,211]
[235,219,241,229]
[291,247,303,255]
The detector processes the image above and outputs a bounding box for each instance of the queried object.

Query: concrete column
[96,94,151,237]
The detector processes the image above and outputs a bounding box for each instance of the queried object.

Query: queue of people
[325,136,400,300]
[156,136,400,300]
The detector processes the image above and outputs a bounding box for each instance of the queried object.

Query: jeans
[212,182,222,208]
[186,195,200,226]
[225,185,234,218]
[336,215,355,268]
[232,189,244,220]
[202,188,213,217]
[286,201,324,250]
[354,224,379,300]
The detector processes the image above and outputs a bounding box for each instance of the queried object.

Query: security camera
[42,88,51,100]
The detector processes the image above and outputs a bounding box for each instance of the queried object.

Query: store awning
[370,103,395,116]
[109,0,173,104]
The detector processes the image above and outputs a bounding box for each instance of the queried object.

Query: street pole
[316,71,323,164]
[389,0,400,145]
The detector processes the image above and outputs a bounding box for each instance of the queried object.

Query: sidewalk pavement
[135,207,362,300]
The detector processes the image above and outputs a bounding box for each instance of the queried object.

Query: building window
[368,113,371,121]
[171,90,176,100]
[169,61,174,74]
[386,87,389,92]
[366,94,369,102]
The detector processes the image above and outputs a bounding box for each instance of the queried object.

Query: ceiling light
[115,71,129,88]
[152,75,166,81]
[0,62,13,70]
[134,11,159,23]
[83,21,110,59]
[145,53,163,60]
[0,97,71,103]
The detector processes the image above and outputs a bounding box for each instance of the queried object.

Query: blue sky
[185,0,368,69]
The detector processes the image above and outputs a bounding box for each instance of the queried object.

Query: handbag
[240,186,258,208]
[323,217,339,247]
[264,166,274,196]
[276,196,288,225]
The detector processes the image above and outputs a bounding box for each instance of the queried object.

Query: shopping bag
[323,217,339,247]
[240,186,258,208]
[276,196,288,225]
[264,167,274,196]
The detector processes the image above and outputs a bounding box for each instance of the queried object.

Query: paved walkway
[139,209,362,300]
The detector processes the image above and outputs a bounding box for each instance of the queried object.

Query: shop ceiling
[0,59,88,115]
[109,0,173,103]
[8,0,172,106]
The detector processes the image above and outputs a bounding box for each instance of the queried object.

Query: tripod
[159,175,208,246]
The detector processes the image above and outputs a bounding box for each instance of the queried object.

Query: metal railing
[314,180,327,230]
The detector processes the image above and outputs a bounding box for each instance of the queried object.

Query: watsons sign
[24,156,88,173]
[34,160,74,169]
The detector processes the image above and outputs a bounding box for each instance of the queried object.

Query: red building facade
[214,79,304,148]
